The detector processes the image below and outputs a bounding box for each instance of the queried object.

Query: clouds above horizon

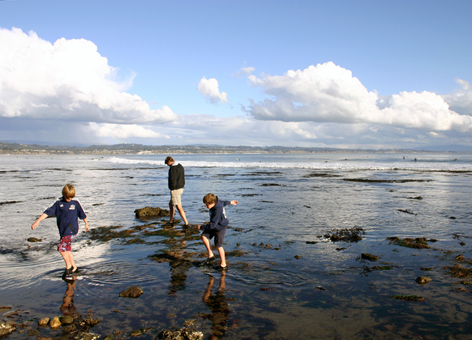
[197,77,229,105]
[246,62,472,132]
[0,28,177,124]
[1,27,472,149]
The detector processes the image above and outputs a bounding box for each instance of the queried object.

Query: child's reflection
[61,277,78,317]
[201,272,230,339]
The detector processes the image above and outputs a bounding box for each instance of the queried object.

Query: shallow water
[1,153,472,339]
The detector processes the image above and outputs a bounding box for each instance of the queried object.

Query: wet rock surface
[135,206,170,219]
[119,286,143,298]
[415,276,432,284]
[0,322,15,337]
[324,226,365,242]
[157,328,204,340]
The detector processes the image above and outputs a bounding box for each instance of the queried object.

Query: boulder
[134,207,170,219]
[38,317,50,326]
[0,322,15,337]
[415,276,432,284]
[49,316,61,328]
[119,286,143,298]
[60,315,75,325]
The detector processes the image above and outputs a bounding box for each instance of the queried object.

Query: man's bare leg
[169,202,175,224]
[175,204,188,225]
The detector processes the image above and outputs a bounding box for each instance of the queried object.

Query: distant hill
[0,141,469,155]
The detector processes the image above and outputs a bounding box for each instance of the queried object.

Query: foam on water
[104,153,472,172]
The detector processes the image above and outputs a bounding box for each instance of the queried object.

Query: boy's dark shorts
[201,227,226,248]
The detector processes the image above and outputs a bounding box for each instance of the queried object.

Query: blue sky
[1,0,472,150]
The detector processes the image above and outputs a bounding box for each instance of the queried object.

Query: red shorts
[58,235,75,252]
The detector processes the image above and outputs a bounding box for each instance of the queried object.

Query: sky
[1,0,472,150]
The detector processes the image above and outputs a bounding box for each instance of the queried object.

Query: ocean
[1,152,472,339]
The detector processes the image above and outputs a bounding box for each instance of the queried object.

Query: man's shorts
[58,235,75,252]
[201,227,227,248]
[170,188,184,206]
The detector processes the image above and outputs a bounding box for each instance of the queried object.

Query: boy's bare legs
[60,251,77,271]
[202,235,215,259]
[217,247,226,268]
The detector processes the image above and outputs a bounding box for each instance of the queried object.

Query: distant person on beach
[197,193,238,270]
[165,156,189,226]
[31,183,89,279]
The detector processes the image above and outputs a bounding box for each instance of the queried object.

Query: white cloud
[441,78,472,116]
[246,62,472,132]
[0,28,177,124]
[197,77,229,104]
[89,123,169,139]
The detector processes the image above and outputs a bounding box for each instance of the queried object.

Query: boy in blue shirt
[197,193,238,270]
[31,184,89,278]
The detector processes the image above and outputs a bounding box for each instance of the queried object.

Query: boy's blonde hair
[62,184,76,199]
[203,193,217,205]
[165,156,174,165]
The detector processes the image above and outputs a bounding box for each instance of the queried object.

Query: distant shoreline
[0,141,468,155]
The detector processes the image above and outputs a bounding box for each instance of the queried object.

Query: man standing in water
[165,156,189,226]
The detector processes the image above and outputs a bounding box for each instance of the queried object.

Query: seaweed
[324,226,365,242]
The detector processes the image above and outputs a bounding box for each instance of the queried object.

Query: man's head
[165,156,174,166]
[62,183,76,200]
[203,193,217,209]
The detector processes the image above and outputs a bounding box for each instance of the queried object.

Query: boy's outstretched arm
[83,218,90,232]
[31,213,48,230]
[230,200,238,205]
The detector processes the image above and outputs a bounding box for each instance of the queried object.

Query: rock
[73,332,101,340]
[61,315,75,325]
[130,329,143,336]
[415,276,432,284]
[103,335,115,340]
[27,237,42,242]
[456,255,465,261]
[119,286,143,298]
[134,207,170,219]
[63,324,77,333]
[49,316,61,328]
[0,322,15,337]
[38,317,50,326]
[361,253,380,261]
[157,329,204,340]
[0,306,11,314]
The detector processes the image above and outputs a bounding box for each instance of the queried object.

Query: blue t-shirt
[44,197,87,237]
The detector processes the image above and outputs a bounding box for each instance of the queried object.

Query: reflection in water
[61,276,78,317]
[201,272,230,339]
[168,261,193,296]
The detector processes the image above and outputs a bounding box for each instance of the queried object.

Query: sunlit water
[1,152,472,339]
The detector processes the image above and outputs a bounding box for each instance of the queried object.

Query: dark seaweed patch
[324,226,365,242]
[0,201,22,205]
[303,172,341,178]
[343,178,432,183]
[390,295,425,302]
[387,237,431,249]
